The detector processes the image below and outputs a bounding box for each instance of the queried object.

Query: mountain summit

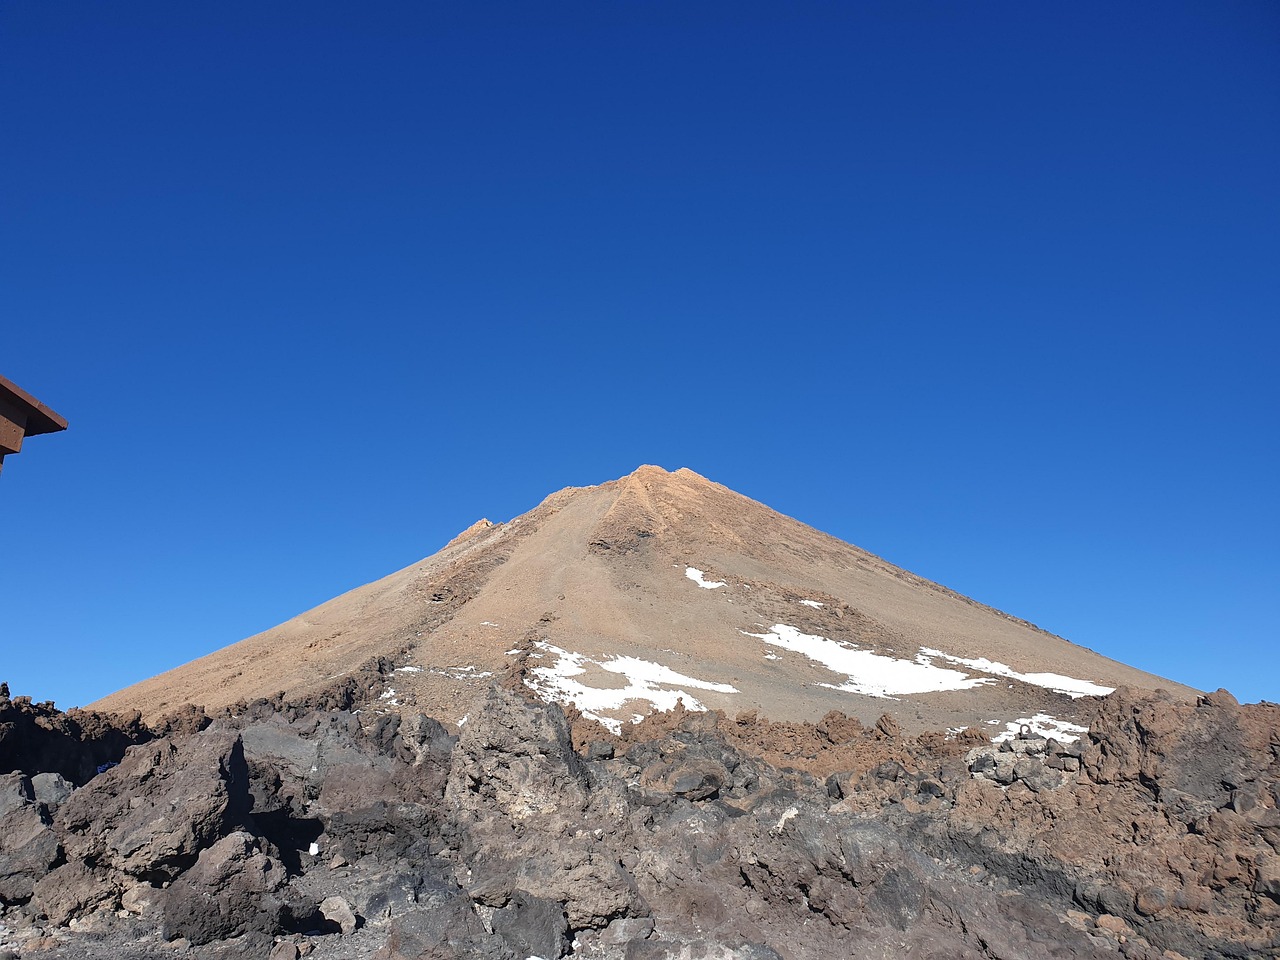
[94,465,1194,734]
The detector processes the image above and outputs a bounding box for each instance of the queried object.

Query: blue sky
[2,2,1277,708]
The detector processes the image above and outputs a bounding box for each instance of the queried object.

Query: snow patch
[524,642,738,734]
[991,714,1089,743]
[430,665,494,680]
[685,567,726,590]
[919,649,1115,699]
[798,599,824,608]
[395,666,422,673]
[742,624,993,699]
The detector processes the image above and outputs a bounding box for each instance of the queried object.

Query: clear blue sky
[3,2,1277,709]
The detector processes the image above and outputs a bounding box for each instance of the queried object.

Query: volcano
[93,465,1194,734]
[15,468,1277,960]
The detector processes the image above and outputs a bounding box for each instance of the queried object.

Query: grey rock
[0,803,60,903]
[1256,853,1280,902]
[491,891,567,958]
[57,731,251,881]
[0,775,32,819]
[29,773,72,808]
[158,831,289,945]
[625,939,782,960]
[867,865,926,931]
[445,686,587,821]
[600,916,656,945]
[669,767,722,801]
[372,899,507,960]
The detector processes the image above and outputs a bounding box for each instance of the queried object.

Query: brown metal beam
[0,375,68,475]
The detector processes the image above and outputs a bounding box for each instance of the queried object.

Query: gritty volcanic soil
[3,674,1279,960]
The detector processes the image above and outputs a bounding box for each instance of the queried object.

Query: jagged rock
[373,897,508,960]
[599,917,656,945]
[867,865,927,931]
[1,684,1276,960]
[0,695,150,786]
[624,939,783,960]
[0,774,31,818]
[490,891,568,958]
[158,831,290,945]
[446,685,588,821]
[1257,853,1280,902]
[29,773,72,809]
[57,730,251,882]
[448,688,647,929]
[30,861,118,925]
[0,801,60,903]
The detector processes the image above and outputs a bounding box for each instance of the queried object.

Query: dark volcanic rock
[31,860,119,925]
[491,891,569,959]
[0,793,60,904]
[446,686,648,929]
[373,897,510,960]
[57,729,251,881]
[2,683,1276,960]
[0,688,151,786]
[158,831,290,944]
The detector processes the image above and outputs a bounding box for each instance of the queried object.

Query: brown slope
[92,465,1197,733]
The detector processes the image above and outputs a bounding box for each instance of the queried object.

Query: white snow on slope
[524,642,739,734]
[798,599,824,608]
[919,649,1115,699]
[430,665,494,680]
[685,567,726,589]
[742,624,993,699]
[991,714,1089,743]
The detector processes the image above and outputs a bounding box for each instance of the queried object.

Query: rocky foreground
[1,680,1278,960]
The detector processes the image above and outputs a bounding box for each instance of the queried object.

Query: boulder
[30,861,118,925]
[0,802,60,903]
[318,894,358,935]
[0,774,31,818]
[445,685,588,821]
[373,897,507,960]
[56,730,251,881]
[491,891,568,959]
[29,773,72,808]
[157,831,289,945]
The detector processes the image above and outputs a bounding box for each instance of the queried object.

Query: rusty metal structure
[0,375,68,476]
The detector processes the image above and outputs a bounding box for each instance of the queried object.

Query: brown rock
[319,895,358,935]
[1256,853,1280,902]
[1135,886,1169,916]
[1096,913,1132,938]
[31,861,117,925]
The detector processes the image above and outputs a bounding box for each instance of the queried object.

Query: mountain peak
[91,468,1198,735]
